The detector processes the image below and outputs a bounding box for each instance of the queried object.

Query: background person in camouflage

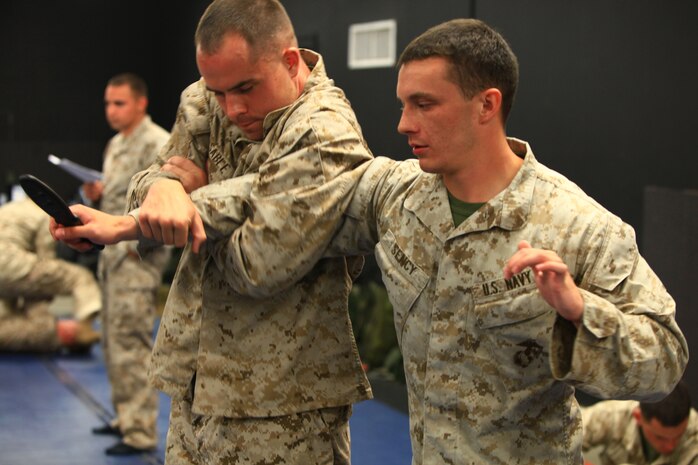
[52,0,373,463]
[81,73,171,456]
[0,198,101,352]
[127,18,688,465]
[582,380,698,465]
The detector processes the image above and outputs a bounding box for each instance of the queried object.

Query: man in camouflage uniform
[54,1,373,463]
[325,19,685,464]
[135,18,688,465]
[0,198,101,352]
[582,381,698,465]
[81,73,170,455]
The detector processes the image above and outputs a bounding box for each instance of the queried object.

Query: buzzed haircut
[195,0,297,59]
[640,380,692,427]
[398,18,519,123]
[107,73,148,99]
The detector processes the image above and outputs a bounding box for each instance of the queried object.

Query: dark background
[1,0,696,399]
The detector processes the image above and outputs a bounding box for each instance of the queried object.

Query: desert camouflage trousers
[101,256,159,449]
[0,259,101,351]
[165,383,353,465]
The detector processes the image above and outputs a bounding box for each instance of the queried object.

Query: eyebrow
[397,91,436,104]
[407,92,435,101]
[206,79,256,94]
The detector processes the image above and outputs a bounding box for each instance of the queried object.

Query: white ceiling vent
[348,19,397,69]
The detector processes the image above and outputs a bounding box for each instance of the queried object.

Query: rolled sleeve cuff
[550,289,619,381]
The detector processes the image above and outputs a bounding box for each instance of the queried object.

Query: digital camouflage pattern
[99,115,170,449]
[0,198,101,351]
[323,138,688,465]
[582,400,698,465]
[126,52,373,456]
[166,387,352,465]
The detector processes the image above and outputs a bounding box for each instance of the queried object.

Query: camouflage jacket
[0,199,54,284]
[126,51,373,417]
[582,400,698,465]
[324,138,688,464]
[100,115,170,282]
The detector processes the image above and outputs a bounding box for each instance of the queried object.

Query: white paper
[48,154,103,183]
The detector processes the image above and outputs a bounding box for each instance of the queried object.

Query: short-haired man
[583,380,698,464]
[53,1,373,463]
[82,72,171,456]
[317,18,687,464]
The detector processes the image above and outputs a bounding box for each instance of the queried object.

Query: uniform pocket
[471,272,555,389]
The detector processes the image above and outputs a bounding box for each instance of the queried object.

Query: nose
[397,109,415,135]
[105,103,116,119]
[665,438,679,452]
[222,93,246,121]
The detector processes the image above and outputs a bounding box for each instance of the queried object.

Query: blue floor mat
[0,348,411,465]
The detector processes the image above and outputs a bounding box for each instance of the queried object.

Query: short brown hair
[195,0,297,59]
[640,380,692,427]
[107,73,148,99]
[398,18,519,123]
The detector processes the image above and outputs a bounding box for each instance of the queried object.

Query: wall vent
[348,19,397,69]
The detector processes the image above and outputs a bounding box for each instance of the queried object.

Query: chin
[241,127,263,141]
[417,158,440,174]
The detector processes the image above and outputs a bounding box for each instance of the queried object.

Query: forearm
[551,256,687,400]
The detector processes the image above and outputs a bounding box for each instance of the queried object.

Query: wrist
[118,214,140,242]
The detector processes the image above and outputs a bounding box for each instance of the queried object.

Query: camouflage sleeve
[324,156,403,257]
[126,80,211,211]
[189,174,257,241]
[550,219,688,400]
[201,110,373,298]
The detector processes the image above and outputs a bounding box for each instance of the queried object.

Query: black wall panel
[643,186,698,404]
[0,0,210,198]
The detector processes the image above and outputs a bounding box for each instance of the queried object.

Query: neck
[120,114,146,137]
[443,135,523,203]
[295,58,311,95]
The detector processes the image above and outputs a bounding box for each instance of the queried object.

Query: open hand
[504,240,584,326]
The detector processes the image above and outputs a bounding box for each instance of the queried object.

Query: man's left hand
[504,240,584,327]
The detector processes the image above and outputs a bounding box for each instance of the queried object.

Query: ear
[282,47,301,78]
[136,95,148,113]
[632,406,644,425]
[478,88,502,124]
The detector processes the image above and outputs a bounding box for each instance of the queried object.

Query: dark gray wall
[643,187,698,406]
